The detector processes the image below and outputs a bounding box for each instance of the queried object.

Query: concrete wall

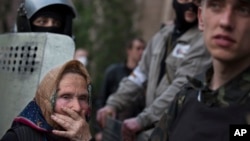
[0,0,20,33]
[134,0,175,41]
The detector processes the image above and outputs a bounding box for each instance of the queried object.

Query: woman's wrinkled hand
[51,107,92,141]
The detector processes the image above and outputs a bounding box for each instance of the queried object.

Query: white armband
[128,66,147,86]
[172,43,190,58]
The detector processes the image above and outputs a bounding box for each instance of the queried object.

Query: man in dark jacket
[94,38,145,141]
[96,37,146,119]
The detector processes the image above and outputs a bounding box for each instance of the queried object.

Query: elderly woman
[1,60,92,141]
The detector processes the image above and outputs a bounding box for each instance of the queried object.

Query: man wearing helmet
[0,0,92,141]
[16,0,76,37]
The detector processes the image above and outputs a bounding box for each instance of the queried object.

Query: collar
[188,66,250,107]
[175,26,200,44]
[13,100,53,132]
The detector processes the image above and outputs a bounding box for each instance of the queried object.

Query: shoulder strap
[148,84,197,141]
[11,125,45,141]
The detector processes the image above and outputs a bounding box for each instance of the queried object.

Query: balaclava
[30,6,64,34]
[172,0,198,41]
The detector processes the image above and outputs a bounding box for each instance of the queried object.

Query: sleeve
[95,65,116,110]
[0,130,19,141]
[137,34,212,129]
[106,33,157,112]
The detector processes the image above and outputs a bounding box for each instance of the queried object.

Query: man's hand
[96,106,116,128]
[94,132,103,141]
[122,117,142,141]
[51,107,92,141]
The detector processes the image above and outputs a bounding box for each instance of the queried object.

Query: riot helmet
[16,0,77,37]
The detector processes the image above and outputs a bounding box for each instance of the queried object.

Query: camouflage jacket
[149,66,250,141]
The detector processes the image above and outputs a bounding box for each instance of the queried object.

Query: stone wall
[134,0,175,41]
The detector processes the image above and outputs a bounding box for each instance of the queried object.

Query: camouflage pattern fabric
[149,66,250,141]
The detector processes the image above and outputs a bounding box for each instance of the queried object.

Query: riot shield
[0,32,75,136]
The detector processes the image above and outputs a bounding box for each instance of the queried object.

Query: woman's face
[55,73,89,117]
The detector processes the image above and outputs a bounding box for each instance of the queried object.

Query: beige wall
[162,0,175,23]
[134,0,175,41]
[0,0,20,32]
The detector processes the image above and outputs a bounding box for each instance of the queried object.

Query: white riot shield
[0,32,75,136]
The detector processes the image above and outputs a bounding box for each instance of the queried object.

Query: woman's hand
[51,107,92,141]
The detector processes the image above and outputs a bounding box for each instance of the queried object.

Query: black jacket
[1,123,69,141]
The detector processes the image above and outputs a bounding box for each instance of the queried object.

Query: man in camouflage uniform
[97,0,211,140]
[149,0,250,140]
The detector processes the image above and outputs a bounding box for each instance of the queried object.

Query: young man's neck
[126,58,137,70]
[210,59,250,90]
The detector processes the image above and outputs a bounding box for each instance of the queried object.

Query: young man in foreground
[149,0,250,140]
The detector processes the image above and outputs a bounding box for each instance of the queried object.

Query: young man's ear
[198,7,204,31]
